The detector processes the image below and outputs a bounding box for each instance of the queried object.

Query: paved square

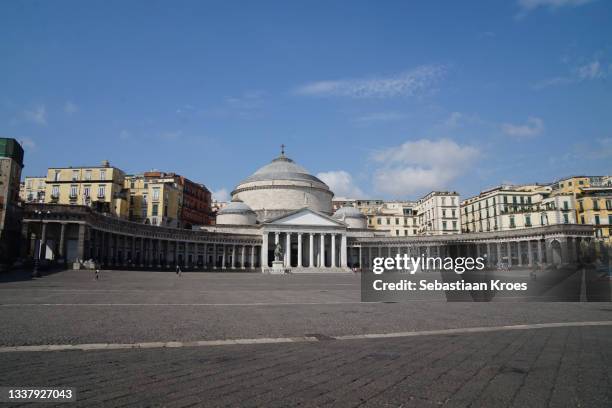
[1,269,611,407]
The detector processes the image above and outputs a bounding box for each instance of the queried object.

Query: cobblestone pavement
[1,270,611,407]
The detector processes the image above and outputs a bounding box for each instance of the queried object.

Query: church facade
[20,150,597,272]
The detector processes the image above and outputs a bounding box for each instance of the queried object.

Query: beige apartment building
[461,184,576,233]
[126,172,182,228]
[553,176,612,243]
[415,191,461,235]
[44,161,129,218]
[20,176,46,203]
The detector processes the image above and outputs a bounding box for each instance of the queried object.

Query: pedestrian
[176,264,182,276]
[94,269,100,281]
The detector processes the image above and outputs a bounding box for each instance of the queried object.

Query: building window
[72,170,79,181]
[97,185,106,198]
[100,170,106,180]
[83,185,91,198]
[563,201,569,210]
[386,218,390,225]
[593,199,599,211]
[580,216,585,224]
[594,215,600,225]
[54,170,61,181]
[51,185,59,198]
[70,184,78,198]
[152,188,160,201]
[563,214,569,224]
[442,209,446,218]
[85,170,92,180]
[525,215,531,227]
[608,215,612,225]
[395,230,399,236]
[442,221,447,230]
[510,216,516,228]
[152,204,159,216]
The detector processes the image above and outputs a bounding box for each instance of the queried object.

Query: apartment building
[20,176,46,203]
[415,191,461,235]
[366,201,420,237]
[126,172,212,228]
[461,184,575,233]
[126,172,181,227]
[552,176,612,242]
[44,161,129,217]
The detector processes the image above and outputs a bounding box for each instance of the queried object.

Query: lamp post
[32,209,50,278]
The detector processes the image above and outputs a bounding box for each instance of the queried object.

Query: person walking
[94,268,100,281]
[176,264,182,277]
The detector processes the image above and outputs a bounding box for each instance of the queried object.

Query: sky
[1,0,611,202]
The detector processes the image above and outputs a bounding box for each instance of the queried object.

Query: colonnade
[354,236,587,270]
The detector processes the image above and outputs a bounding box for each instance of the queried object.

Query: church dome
[333,205,367,229]
[232,148,334,220]
[239,155,326,185]
[216,199,257,225]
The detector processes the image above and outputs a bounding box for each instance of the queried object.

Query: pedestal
[270,260,286,274]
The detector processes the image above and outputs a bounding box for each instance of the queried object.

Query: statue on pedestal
[274,242,283,262]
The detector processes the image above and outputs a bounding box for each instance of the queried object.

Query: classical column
[309,233,314,268]
[241,245,246,269]
[201,243,207,269]
[527,240,533,267]
[358,245,362,269]
[475,243,480,258]
[496,242,502,265]
[77,224,86,261]
[212,243,217,270]
[507,241,512,267]
[297,233,303,268]
[331,234,336,268]
[285,233,291,267]
[517,241,523,267]
[39,222,47,261]
[58,222,67,262]
[340,234,347,268]
[184,242,189,268]
[139,237,144,267]
[165,240,170,268]
[486,243,491,265]
[250,245,255,268]
[537,240,543,265]
[231,245,236,269]
[261,232,268,268]
[221,244,227,269]
[320,233,326,268]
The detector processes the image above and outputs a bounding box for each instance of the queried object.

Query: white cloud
[23,105,47,125]
[518,0,595,12]
[501,117,544,138]
[19,137,36,150]
[64,101,78,115]
[212,188,230,202]
[577,60,605,80]
[532,76,573,89]
[371,138,479,197]
[295,65,446,98]
[316,170,365,198]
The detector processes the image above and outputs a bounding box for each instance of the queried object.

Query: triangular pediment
[265,208,345,227]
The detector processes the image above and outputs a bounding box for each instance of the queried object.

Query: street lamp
[32,209,50,278]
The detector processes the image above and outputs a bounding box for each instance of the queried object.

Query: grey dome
[333,206,366,219]
[217,200,256,215]
[238,154,327,185]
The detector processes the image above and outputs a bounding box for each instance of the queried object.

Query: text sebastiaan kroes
[371,254,528,292]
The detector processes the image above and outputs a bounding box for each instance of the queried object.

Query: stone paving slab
[0,327,610,407]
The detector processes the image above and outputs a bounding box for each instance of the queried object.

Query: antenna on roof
[280,144,285,156]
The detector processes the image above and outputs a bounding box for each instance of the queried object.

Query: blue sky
[1,0,611,201]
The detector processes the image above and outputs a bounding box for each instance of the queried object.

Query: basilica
[20,149,593,273]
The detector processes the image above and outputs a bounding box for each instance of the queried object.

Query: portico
[260,208,349,272]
